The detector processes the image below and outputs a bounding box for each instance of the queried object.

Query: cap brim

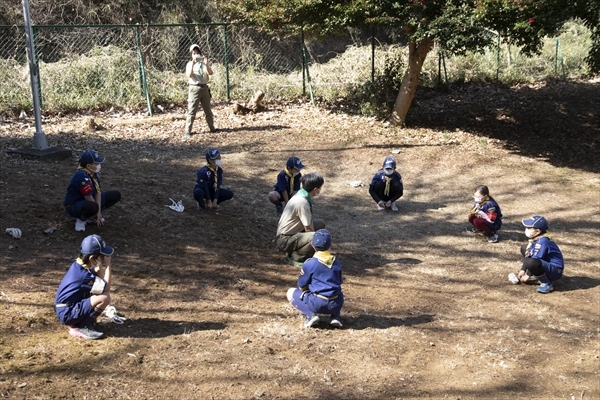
[100,246,114,256]
[296,163,305,169]
[95,156,105,163]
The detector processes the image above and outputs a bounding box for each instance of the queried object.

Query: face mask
[525,229,535,238]
[95,164,102,173]
[193,54,201,62]
[474,196,483,203]
[384,168,393,176]
[293,171,300,176]
[215,160,222,167]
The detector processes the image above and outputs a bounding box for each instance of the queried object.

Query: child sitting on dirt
[369,156,403,212]
[193,148,234,211]
[268,156,305,214]
[466,185,502,243]
[286,229,344,329]
[54,234,114,340]
[508,215,564,294]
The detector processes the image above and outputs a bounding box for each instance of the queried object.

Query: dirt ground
[0,80,599,399]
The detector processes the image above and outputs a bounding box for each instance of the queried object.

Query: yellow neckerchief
[77,166,100,193]
[469,195,489,215]
[525,232,551,257]
[206,163,218,191]
[384,175,392,196]
[285,167,294,194]
[76,257,90,270]
[313,250,336,268]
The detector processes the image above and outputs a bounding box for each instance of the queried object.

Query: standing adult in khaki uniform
[184,44,216,136]
[276,173,326,266]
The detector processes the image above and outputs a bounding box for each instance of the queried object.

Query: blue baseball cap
[312,229,332,250]
[79,150,104,166]
[522,215,548,231]
[81,234,114,256]
[383,157,396,169]
[286,156,305,170]
[205,148,220,161]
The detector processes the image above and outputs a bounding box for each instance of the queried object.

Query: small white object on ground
[98,305,126,324]
[347,180,363,188]
[166,198,184,212]
[5,228,21,239]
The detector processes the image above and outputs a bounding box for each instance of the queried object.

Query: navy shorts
[55,298,93,326]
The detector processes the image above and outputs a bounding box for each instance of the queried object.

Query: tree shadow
[101,318,227,338]
[406,81,600,173]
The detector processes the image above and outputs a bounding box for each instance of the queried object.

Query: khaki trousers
[276,219,325,262]
[185,84,214,133]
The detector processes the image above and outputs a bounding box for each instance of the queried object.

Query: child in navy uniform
[466,185,502,243]
[63,150,121,232]
[286,229,344,328]
[194,148,234,211]
[55,234,114,340]
[268,156,305,214]
[369,156,403,212]
[508,215,564,294]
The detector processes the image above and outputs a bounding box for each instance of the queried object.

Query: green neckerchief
[297,188,313,213]
[525,232,551,257]
[313,250,335,268]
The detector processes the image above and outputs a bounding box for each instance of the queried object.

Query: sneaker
[75,219,86,232]
[464,227,480,234]
[508,273,520,284]
[197,202,205,211]
[284,256,304,267]
[275,205,283,214]
[488,233,499,243]
[330,319,343,328]
[68,326,104,340]
[391,202,398,212]
[304,314,320,328]
[377,205,385,211]
[537,282,554,294]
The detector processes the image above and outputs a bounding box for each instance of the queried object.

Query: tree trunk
[390,36,433,127]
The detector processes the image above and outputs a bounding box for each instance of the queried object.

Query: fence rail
[0,23,587,115]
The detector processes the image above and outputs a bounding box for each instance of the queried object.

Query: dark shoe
[488,233,499,243]
[209,128,220,133]
[275,205,283,214]
[197,201,205,211]
[284,256,304,267]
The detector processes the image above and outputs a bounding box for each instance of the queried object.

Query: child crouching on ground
[286,229,344,328]
[508,215,564,294]
[466,185,502,243]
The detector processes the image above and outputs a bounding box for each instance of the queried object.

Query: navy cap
[383,156,396,169]
[286,156,305,170]
[79,150,104,166]
[205,148,220,160]
[81,234,114,256]
[312,229,332,250]
[522,215,549,231]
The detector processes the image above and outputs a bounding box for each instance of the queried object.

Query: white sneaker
[377,205,385,211]
[391,202,398,212]
[75,219,86,232]
[508,273,520,284]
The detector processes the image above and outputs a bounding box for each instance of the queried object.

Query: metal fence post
[136,25,152,116]
[223,24,230,100]
[32,25,42,109]
[496,33,501,81]
[301,32,314,105]
[301,29,306,96]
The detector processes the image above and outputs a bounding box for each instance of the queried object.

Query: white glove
[5,228,21,239]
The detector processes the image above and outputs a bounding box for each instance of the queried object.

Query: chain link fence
[0,22,591,115]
